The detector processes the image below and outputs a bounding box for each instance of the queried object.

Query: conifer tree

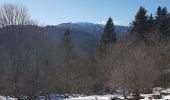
[99,17,116,55]
[148,14,154,29]
[57,29,76,93]
[97,17,117,92]
[57,29,85,94]
[130,7,149,40]
[156,6,162,20]
[155,6,170,36]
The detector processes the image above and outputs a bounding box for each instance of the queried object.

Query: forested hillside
[45,23,128,52]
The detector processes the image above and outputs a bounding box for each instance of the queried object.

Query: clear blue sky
[0,0,170,26]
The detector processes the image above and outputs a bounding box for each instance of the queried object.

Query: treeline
[0,3,170,100]
[0,3,98,99]
[102,6,170,99]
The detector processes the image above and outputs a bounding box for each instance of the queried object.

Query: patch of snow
[66,96,111,100]
[0,96,17,100]
[1,88,170,100]
[163,95,170,99]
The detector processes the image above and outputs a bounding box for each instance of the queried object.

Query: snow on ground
[0,96,17,100]
[0,94,170,100]
[0,88,170,100]
[66,94,120,100]
[140,95,170,100]
[67,94,170,100]
[66,96,111,100]
[67,88,170,100]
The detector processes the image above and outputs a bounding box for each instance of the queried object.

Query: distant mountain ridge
[56,22,129,38]
[46,22,129,52]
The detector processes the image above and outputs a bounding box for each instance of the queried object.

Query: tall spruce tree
[148,14,155,29]
[57,29,77,93]
[56,29,87,94]
[60,29,73,58]
[130,7,149,40]
[97,17,117,91]
[155,6,170,37]
[99,17,116,55]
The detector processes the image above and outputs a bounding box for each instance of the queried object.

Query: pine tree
[57,29,86,93]
[60,29,75,61]
[148,14,154,29]
[99,17,116,55]
[155,6,170,36]
[97,17,117,91]
[130,7,149,40]
[57,29,77,93]
[156,6,162,21]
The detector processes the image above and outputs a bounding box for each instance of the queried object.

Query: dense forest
[0,3,170,100]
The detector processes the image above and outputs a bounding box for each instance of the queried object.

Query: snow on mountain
[56,22,129,37]
[46,22,129,52]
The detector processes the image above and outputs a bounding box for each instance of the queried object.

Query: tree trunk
[122,88,127,99]
[133,89,140,100]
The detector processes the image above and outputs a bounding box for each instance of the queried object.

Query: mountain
[45,26,99,52]
[56,22,129,38]
[46,22,129,52]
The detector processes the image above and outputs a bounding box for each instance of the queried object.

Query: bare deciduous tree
[0,3,35,28]
[108,34,159,99]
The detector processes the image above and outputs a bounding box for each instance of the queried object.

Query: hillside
[46,22,128,52]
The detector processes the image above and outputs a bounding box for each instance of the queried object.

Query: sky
[0,0,170,26]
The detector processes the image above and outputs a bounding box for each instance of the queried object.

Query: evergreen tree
[57,29,86,94]
[57,29,76,93]
[60,29,75,60]
[156,6,162,21]
[148,14,155,29]
[99,17,116,55]
[97,17,117,92]
[130,7,149,40]
[155,6,170,36]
